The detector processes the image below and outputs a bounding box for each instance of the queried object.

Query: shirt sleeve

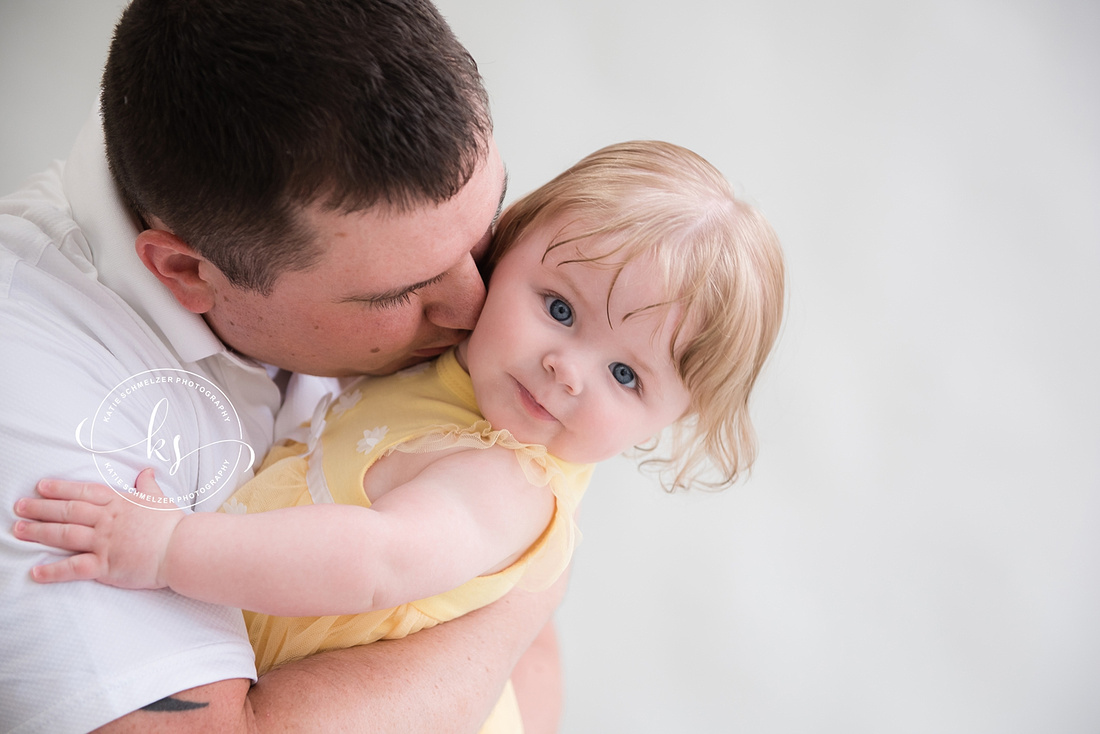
[0,220,257,734]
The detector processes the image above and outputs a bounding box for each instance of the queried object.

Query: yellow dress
[222,348,593,733]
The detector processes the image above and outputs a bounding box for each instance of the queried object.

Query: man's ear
[135,230,218,314]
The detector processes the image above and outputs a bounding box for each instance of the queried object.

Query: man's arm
[93,575,567,734]
[511,621,565,734]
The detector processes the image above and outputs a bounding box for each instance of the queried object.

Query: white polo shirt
[0,111,334,733]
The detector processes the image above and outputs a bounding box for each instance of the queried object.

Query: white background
[2,1,1098,732]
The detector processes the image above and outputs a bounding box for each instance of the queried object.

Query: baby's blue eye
[546,297,574,326]
[610,362,637,388]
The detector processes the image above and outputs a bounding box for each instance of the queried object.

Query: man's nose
[424,255,486,331]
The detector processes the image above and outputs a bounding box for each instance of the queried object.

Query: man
[0,1,562,732]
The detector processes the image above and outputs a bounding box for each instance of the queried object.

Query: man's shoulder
[0,163,84,257]
[1,242,167,377]
[0,167,101,301]
[0,177,165,357]
[0,190,179,445]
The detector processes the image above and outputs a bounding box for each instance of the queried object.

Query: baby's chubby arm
[13,448,555,617]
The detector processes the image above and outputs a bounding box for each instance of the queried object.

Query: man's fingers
[29,553,104,584]
[13,519,96,553]
[14,497,103,527]
[35,479,115,505]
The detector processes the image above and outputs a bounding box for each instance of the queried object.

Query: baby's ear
[135,230,217,313]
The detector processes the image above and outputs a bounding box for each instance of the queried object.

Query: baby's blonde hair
[490,141,785,490]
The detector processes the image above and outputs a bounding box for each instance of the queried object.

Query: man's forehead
[303,150,505,299]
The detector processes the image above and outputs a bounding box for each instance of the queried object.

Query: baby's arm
[13,448,554,616]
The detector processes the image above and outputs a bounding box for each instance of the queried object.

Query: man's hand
[12,469,182,589]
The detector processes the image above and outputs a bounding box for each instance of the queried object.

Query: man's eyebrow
[495,169,509,224]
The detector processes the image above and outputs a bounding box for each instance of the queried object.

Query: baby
[15,140,785,732]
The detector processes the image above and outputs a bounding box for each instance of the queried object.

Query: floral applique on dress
[222,496,249,514]
[331,389,362,417]
[356,426,389,454]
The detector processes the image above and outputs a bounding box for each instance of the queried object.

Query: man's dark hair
[102,0,492,293]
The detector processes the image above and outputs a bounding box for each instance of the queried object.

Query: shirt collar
[62,108,227,364]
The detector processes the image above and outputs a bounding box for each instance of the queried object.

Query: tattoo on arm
[140,696,210,712]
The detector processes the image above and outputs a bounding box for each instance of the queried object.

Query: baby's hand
[12,469,182,590]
